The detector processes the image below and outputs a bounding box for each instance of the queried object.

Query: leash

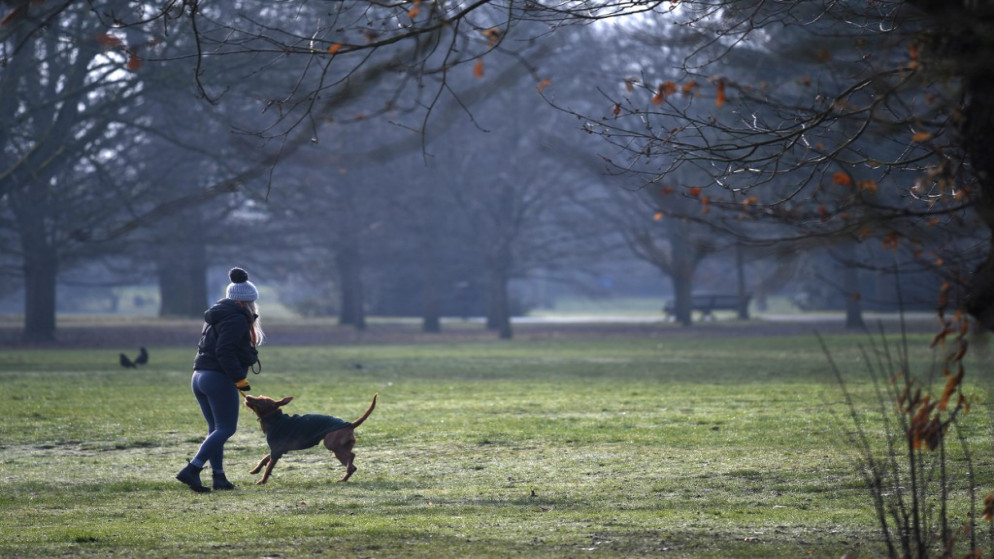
[236,358,262,400]
[240,360,262,399]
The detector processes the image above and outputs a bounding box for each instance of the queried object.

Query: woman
[176,267,265,493]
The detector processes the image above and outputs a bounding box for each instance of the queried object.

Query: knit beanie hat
[225,267,259,302]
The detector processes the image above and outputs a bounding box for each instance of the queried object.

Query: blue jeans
[190,369,239,471]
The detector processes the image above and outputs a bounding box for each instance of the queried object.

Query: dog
[244,393,376,484]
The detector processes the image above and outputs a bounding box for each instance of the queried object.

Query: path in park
[0,312,940,349]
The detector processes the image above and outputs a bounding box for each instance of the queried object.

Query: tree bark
[484,225,514,339]
[158,241,209,317]
[735,244,750,320]
[668,233,700,327]
[421,241,441,333]
[336,242,366,330]
[960,74,994,330]
[488,268,513,339]
[669,269,694,327]
[843,264,865,330]
[21,232,58,343]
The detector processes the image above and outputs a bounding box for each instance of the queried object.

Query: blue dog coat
[263,413,352,458]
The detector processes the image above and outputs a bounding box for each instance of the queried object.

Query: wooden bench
[663,293,751,321]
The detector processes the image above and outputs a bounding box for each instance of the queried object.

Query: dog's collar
[256,408,283,421]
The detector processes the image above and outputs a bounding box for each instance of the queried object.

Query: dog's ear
[276,396,294,407]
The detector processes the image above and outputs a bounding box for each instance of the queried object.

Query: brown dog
[244,393,376,484]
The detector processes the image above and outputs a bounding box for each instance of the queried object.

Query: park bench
[663,293,751,321]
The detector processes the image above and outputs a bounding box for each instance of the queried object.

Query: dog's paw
[255,478,268,485]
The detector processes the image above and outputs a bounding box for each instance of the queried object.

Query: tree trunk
[488,269,513,339]
[158,241,209,317]
[21,239,58,343]
[843,263,865,330]
[422,282,441,333]
[966,237,994,329]
[836,242,865,330]
[960,74,994,330]
[16,189,57,343]
[669,270,694,327]
[420,228,441,333]
[667,234,698,327]
[735,244,750,320]
[484,231,514,338]
[336,243,366,330]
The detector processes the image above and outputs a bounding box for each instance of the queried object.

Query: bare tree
[0,1,281,338]
[555,2,989,325]
[0,4,151,341]
[7,0,993,332]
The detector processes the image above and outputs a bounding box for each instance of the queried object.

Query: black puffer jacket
[192,299,258,382]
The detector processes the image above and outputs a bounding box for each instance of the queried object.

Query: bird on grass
[119,347,149,368]
[135,346,148,366]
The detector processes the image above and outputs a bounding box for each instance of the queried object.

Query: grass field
[1,324,992,558]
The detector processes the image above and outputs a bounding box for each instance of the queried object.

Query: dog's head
[244,395,294,419]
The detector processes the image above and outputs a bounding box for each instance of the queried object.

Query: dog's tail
[350,394,377,428]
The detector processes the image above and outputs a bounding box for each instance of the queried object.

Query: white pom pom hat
[225,267,259,301]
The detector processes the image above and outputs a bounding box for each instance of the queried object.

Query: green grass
[1,330,992,558]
